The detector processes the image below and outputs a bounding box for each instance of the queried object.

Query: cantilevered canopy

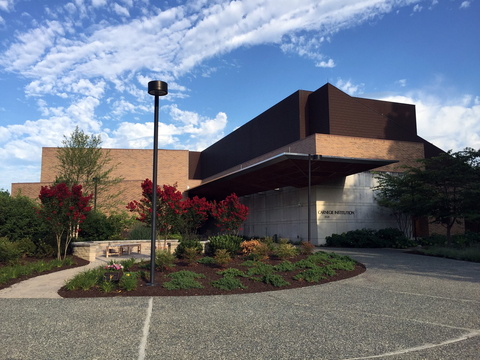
[188,153,397,200]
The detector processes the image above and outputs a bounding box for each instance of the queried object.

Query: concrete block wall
[241,172,398,245]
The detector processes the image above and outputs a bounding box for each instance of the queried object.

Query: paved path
[0,248,479,359]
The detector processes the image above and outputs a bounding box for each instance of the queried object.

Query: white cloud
[396,79,407,87]
[0,0,15,12]
[460,1,471,9]
[91,0,108,7]
[112,3,130,17]
[316,59,335,68]
[335,78,364,96]
[413,4,422,12]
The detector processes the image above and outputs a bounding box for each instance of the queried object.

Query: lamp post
[147,80,168,286]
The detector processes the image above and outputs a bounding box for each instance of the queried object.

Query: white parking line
[138,297,153,360]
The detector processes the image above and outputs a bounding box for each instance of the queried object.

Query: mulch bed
[0,256,90,291]
[58,254,366,298]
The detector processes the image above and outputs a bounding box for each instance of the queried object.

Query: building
[12,83,446,244]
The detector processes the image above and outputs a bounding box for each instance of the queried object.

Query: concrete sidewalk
[0,248,479,359]
[0,253,149,298]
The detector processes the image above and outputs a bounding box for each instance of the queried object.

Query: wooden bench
[105,243,142,258]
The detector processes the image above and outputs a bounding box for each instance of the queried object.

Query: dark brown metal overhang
[188,153,397,200]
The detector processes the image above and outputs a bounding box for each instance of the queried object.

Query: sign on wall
[317,209,356,220]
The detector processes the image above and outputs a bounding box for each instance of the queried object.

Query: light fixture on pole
[147,80,168,286]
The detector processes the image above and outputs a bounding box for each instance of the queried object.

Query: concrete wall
[240,171,398,245]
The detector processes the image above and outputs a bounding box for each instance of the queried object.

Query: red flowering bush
[127,179,184,247]
[210,193,249,235]
[127,181,249,241]
[38,183,92,260]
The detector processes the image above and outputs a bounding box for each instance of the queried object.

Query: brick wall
[315,134,425,171]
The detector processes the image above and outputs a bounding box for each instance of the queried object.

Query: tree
[56,126,123,211]
[127,180,184,248]
[179,196,212,239]
[210,193,249,235]
[0,190,48,242]
[374,148,480,244]
[38,183,92,260]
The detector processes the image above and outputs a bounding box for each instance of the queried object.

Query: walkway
[0,248,479,359]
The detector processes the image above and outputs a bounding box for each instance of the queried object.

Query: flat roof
[188,153,397,200]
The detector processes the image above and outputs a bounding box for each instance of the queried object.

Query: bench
[105,243,142,258]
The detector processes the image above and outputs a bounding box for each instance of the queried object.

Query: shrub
[174,239,203,259]
[249,242,270,261]
[78,211,115,241]
[183,247,200,266]
[14,238,36,257]
[197,256,215,265]
[273,261,296,272]
[293,266,336,282]
[155,249,176,272]
[214,249,231,267]
[64,268,104,290]
[247,263,275,276]
[275,243,298,259]
[120,258,136,271]
[240,240,261,255]
[326,228,414,248]
[216,268,247,277]
[376,228,415,248]
[211,277,247,291]
[206,235,243,256]
[299,241,315,255]
[163,270,205,290]
[261,274,290,287]
[127,223,151,240]
[0,192,49,242]
[119,272,139,291]
[0,237,23,263]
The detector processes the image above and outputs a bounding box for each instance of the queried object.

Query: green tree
[374,148,480,244]
[56,126,123,211]
[0,190,48,242]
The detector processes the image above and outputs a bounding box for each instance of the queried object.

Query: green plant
[183,247,200,265]
[248,242,270,261]
[275,243,298,259]
[127,223,151,240]
[167,270,207,280]
[64,268,103,290]
[214,249,231,267]
[155,249,176,272]
[119,272,138,291]
[216,268,247,277]
[0,237,23,263]
[174,239,203,259]
[120,258,136,271]
[247,263,275,276]
[261,274,290,287]
[99,280,116,293]
[273,261,296,272]
[163,270,205,290]
[294,266,336,282]
[197,256,215,265]
[0,192,49,243]
[211,277,247,291]
[207,235,243,256]
[78,210,115,241]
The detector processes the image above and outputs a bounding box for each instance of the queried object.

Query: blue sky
[0,0,479,193]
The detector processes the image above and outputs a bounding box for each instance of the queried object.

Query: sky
[0,0,479,193]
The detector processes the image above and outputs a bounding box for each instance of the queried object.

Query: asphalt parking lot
[0,248,479,360]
